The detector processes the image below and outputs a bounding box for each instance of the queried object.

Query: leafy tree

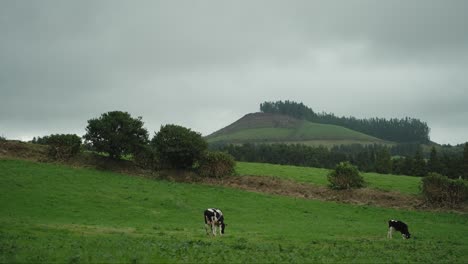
[31,136,51,145]
[375,147,392,174]
[402,156,415,176]
[413,149,427,176]
[427,146,442,174]
[46,134,82,160]
[440,153,463,179]
[83,111,149,159]
[392,157,406,175]
[463,143,468,179]
[198,151,236,178]
[151,124,207,169]
[133,145,159,171]
[327,161,364,190]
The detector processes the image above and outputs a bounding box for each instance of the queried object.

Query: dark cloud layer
[1,0,467,144]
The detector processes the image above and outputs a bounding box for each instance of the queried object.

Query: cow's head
[403,232,411,239]
[220,222,226,234]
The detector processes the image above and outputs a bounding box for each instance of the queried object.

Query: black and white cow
[387,220,411,239]
[204,208,226,236]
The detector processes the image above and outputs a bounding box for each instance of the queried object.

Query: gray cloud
[1,0,467,144]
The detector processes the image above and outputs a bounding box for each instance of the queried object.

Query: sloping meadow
[236,162,422,195]
[1,159,467,263]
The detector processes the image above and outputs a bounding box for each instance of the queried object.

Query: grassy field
[236,162,422,195]
[207,123,383,144]
[1,159,467,263]
[206,113,388,146]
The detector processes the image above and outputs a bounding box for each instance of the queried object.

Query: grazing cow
[387,220,411,239]
[204,208,226,236]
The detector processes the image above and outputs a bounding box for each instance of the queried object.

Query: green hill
[206,112,391,146]
[1,159,467,263]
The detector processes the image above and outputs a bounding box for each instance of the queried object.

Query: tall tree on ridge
[462,142,468,179]
[427,146,442,174]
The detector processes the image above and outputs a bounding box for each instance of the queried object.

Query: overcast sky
[1,0,467,145]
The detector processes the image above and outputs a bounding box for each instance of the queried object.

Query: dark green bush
[447,179,468,205]
[421,173,468,206]
[46,134,82,160]
[151,124,207,169]
[0,135,6,142]
[198,151,236,178]
[133,145,159,170]
[83,111,149,159]
[327,161,364,190]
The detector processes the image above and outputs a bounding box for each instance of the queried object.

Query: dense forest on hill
[260,101,430,143]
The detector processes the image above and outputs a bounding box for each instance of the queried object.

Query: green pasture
[1,159,467,263]
[207,127,293,143]
[294,122,381,141]
[281,139,394,147]
[236,162,422,195]
[206,120,386,145]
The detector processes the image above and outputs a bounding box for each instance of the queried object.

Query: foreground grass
[1,159,467,263]
[236,162,421,195]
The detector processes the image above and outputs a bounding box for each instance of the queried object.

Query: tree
[427,146,442,174]
[198,151,236,178]
[151,124,207,169]
[327,161,365,190]
[463,143,468,179]
[83,111,149,159]
[375,147,392,174]
[392,157,405,175]
[46,134,82,160]
[413,148,427,176]
[402,156,415,176]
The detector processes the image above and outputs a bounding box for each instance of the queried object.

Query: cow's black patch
[388,220,411,239]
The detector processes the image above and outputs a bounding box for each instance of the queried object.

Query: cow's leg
[212,222,217,236]
[205,216,211,235]
[387,227,394,239]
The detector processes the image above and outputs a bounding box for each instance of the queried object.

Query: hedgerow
[421,173,468,206]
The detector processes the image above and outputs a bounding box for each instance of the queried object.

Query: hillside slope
[1,159,467,263]
[206,112,391,146]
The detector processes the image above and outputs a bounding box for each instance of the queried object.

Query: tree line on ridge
[260,100,430,143]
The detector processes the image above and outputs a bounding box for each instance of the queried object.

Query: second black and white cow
[204,208,226,236]
[387,220,411,239]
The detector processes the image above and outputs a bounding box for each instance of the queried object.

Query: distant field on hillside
[1,159,467,263]
[206,112,391,146]
[236,162,421,195]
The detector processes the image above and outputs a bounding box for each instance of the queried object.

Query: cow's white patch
[387,226,395,239]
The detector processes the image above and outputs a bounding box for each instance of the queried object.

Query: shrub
[421,173,468,206]
[328,161,364,190]
[198,151,236,178]
[46,134,82,160]
[447,179,468,205]
[32,136,54,145]
[0,135,6,142]
[83,111,149,159]
[133,145,159,170]
[151,124,207,169]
